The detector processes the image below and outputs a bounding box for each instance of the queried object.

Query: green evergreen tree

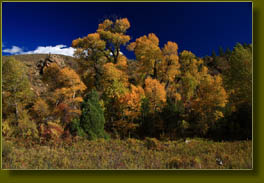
[243,42,249,49]
[80,90,109,140]
[222,43,252,139]
[211,50,217,60]
[225,48,232,56]
[218,46,224,57]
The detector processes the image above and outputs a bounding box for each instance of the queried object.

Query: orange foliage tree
[159,41,181,85]
[43,63,86,137]
[101,61,130,134]
[114,84,145,138]
[144,77,167,113]
[127,33,162,83]
[177,51,228,135]
[69,17,231,139]
[72,18,131,90]
[190,73,228,135]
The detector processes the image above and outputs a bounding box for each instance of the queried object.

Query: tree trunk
[94,63,101,90]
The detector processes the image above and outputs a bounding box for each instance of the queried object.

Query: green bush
[69,118,86,137]
[80,90,109,140]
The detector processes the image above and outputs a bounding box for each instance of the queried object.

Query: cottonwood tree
[2,57,34,120]
[159,41,181,86]
[127,33,163,83]
[101,61,130,132]
[114,84,145,138]
[72,18,131,90]
[178,51,228,136]
[2,57,37,138]
[43,63,86,136]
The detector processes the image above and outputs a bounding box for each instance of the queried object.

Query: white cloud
[3,45,76,57]
[3,44,123,57]
[25,45,75,57]
[3,46,23,54]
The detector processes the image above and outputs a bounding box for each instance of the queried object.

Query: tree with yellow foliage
[114,84,145,138]
[72,18,131,90]
[177,51,228,136]
[127,33,163,83]
[122,85,145,121]
[101,61,129,132]
[72,33,107,90]
[97,18,130,64]
[159,41,181,86]
[2,57,34,121]
[43,63,86,136]
[159,41,181,103]
[32,98,50,125]
[68,17,241,139]
[2,57,37,139]
[140,77,167,136]
[191,74,228,135]
[144,77,167,113]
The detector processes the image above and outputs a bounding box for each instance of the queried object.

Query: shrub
[166,156,201,169]
[69,118,86,137]
[2,118,13,137]
[166,156,183,168]
[144,137,161,150]
[80,90,109,140]
[39,121,64,142]
[127,138,141,147]
[2,140,13,158]
[15,105,39,140]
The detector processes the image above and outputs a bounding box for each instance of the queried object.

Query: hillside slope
[2,54,79,97]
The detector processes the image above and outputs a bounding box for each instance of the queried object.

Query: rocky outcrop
[3,54,77,98]
[37,54,66,74]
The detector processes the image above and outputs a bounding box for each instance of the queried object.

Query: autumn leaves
[70,18,229,138]
[2,17,251,141]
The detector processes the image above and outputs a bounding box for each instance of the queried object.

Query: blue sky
[2,2,252,58]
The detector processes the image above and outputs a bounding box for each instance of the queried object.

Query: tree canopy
[2,18,252,142]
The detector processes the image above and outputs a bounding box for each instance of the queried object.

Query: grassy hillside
[2,54,79,98]
[2,137,252,169]
[2,54,75,65]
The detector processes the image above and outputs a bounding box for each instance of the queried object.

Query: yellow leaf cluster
[102,62,128,87]
[144,77,167,112]
[121,85,145,120]
[102,62,129,102]
[127,33,162,77]
[116,55,128,70]
[97,18,131,46]
[115,18,130,33]
[32,98,50,118]
[159,41,181,82]
[59,67,87,91]
[43,63,86,124]
[191,74,228,118]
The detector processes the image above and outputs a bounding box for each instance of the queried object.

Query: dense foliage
[2,18,252,169]
[79,90,109,140]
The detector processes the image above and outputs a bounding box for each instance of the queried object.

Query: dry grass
[2,138,252,170]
